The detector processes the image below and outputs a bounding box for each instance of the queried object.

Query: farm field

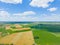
[54,33,60,37]
[0,22,60,45]
[30,23,60,45]
[32,30,60,45]
[0,31,34,45]
[0,24,35,45]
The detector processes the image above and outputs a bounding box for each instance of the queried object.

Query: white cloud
[0,0,22,4]
[38,14,60,21]
[30,0,54,8]
[0,10,11,21]
[0,10,10,18]
[23,11,36,15]
[48,7,57,12]
[0,10,60,21]
[25,14,60,21]
[13,11,36,16]
[0,10,36,21]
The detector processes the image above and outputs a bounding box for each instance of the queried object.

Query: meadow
[29,23,60,45]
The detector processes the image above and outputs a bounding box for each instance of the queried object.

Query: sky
[0,0,60,22]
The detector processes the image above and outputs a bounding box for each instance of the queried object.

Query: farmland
[0,22,60,45]
[29,23,60,45]
[0,24,34,45]
[32,30,60,45]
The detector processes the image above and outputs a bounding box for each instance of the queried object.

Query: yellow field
[0,31,34,45]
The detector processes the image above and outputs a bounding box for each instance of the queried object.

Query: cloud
[38,14,60,21]
[0,10,60,21]
[13,11,36,16]
[48,7,57,12]
[0,10,11,21]
[0,10,36,21]
[23,11,36,15]
[30,0,54,8]
[0,10,10,18]
[0,0,22,4]
[11,11,36,21]
[13,13,60,21]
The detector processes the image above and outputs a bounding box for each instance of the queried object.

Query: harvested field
[0,31,34,45]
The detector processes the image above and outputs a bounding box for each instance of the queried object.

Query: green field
[30,23,60,45]
[0,24,30,37]
[0,22,60,45]
[32,30,60,45]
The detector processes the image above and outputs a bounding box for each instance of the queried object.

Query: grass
[0,29,31,37]
[7,29,31,34]
[0,27,31,37]
[32,29,60,45]
[0,24,60,45]
[54,33,60,37]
